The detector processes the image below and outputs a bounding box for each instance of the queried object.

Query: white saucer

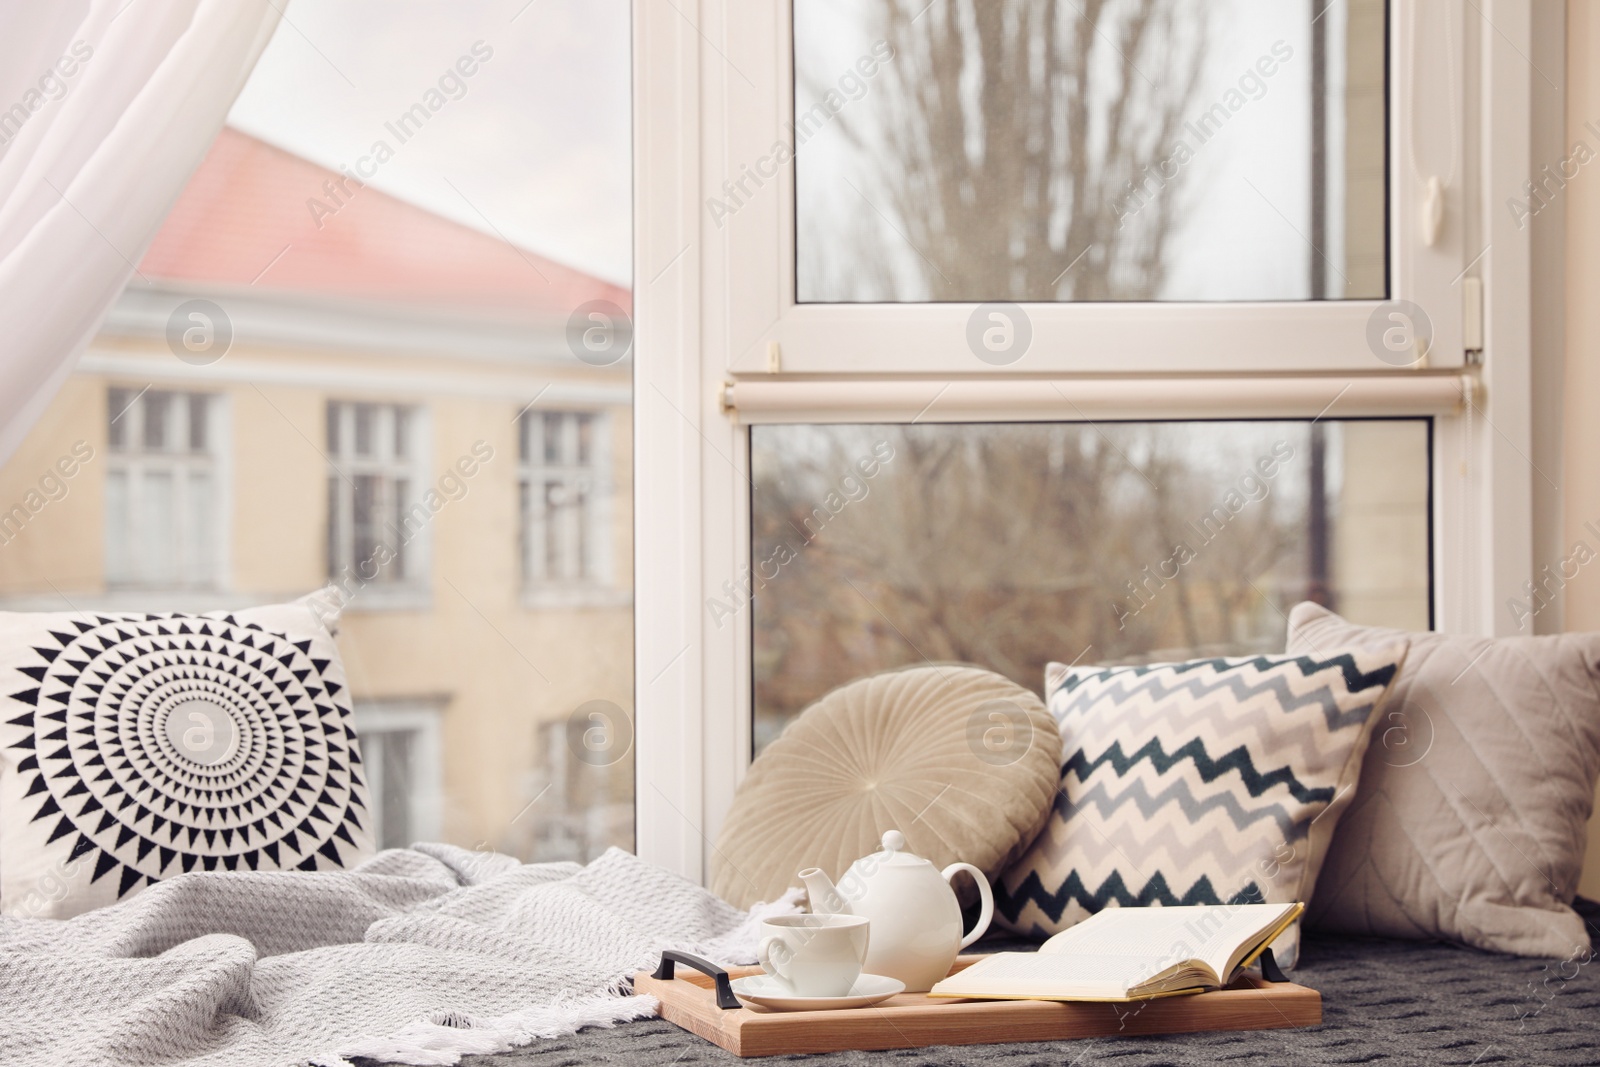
[730,973,906,1011]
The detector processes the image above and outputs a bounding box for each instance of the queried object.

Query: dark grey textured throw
[466,911,1600,1067]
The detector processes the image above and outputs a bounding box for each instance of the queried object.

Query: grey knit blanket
[0,845,796,1067]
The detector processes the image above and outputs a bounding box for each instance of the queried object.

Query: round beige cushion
[711,665,1060,910]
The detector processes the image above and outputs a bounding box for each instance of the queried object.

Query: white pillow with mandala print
[0,595,374,918]
[995,646,1407,967]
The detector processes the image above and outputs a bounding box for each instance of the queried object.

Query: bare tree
[759,4,1311,736]
[751,424,1310,737]
[812,0,1209,300]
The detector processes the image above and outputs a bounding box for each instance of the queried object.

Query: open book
[928,902,1303,1003]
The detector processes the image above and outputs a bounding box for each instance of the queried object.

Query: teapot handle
[941,862,994,949]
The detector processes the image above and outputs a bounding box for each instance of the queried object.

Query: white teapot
[799,829,994,992]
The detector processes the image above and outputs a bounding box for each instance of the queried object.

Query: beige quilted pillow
[711,665,1059,910]
[1287,602,1600,957]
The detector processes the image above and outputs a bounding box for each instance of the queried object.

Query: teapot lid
[872,829,930,867]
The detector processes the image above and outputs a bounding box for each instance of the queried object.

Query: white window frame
[632,0,1537,882]
[105,386,228,591]
[326,400,432,606]
[690,1,1469,376]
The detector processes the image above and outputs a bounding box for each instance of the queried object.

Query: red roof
[140,127,629,316]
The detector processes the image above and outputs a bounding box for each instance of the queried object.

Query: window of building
[327,401,423,589]
[353,701,443,850]
[525,713,634,862]
[106,388,221,589]
[519,410,610,589]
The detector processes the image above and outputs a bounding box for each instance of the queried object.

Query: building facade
[0,129,634,860]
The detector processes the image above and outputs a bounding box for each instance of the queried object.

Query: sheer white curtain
[0,0,282,465]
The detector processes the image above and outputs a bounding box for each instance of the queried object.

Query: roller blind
[722,374,1473,424]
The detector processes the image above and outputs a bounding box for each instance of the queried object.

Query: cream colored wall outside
[0,378,105,594]
[1566,1,1600,900]
[231,383,327,596]
[0,337,634,858]
[1331,422,1431,631]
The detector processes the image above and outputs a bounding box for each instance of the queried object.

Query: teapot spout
[798,867,851,915]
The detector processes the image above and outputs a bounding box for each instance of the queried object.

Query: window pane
[108,389,131,450]
[326,476,341,577]
[750,420,1430,749]
[544,414,562,463]
[351,474,382,577]
[187,470,215,585]
[140,470,176,585]
[105,470,131,582]
[394,408,411,461]
[142,392,172,451]
[380,730,414,848]
[354,404,375,457]
[392,477,410,581]
[576,482,592,579]
[1,0,634,864]
[188,395,210,452]
[793,0,1387,302]
[545,479,563,577]
[519,478,534,581]
[577,414,593,464]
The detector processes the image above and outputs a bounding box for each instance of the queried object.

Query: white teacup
[757,914,870,997]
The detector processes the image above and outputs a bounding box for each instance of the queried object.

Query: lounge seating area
[2,1,1599,1064]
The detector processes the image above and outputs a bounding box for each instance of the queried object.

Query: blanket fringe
[311,993,661,1067]
[307,884,797,1065]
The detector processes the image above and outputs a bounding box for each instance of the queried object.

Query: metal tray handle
[651,949,742,1010]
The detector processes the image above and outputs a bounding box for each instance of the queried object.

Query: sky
[793,0,1376,302]
[226,0,1374,301]
[227,0,632,286]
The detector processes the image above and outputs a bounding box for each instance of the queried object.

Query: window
[326,402,422,589]
[519,410,610,590]
[353,702,443,850]
[106,388,220,589]
[526,712,634,862]
[657,0,1464,377]
[750,419,1431,748]
[632,0,1532,885]
[0,0,634,865]
[793,0,1388,303]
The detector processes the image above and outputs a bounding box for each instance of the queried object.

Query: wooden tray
[636,954,1321,1058]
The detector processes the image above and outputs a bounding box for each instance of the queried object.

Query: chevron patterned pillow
[0,594,375,919]
[995,646,1407,967]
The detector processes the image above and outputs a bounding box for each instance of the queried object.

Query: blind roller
[722,375,1473,424]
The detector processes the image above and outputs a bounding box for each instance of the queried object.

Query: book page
[931,951,1189,1000]
[1039,904,1299,985]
